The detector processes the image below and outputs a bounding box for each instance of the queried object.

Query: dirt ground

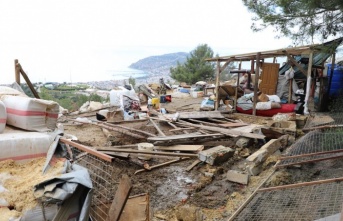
[59,95,338,221]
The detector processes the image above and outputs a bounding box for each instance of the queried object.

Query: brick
[226,170,249,185]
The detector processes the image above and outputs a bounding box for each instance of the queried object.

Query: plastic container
[327,64,343,96]
[0,101,6,133]
[151,98,160,109]
[160,95,166,103]
[165,95,172,102]
[137,143,154,160]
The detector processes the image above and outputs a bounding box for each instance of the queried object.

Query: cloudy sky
[0,0,295,84]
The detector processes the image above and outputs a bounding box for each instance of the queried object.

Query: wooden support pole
[215,59,221,110]
[252,52,261,116]
[60,138,113,162]
[327,53,336,98]
[14,59,20,84]
[18,63,40,99]
[304,52,313,114]
[288,78,293,104]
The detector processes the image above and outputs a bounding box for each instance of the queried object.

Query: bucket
[138,143,154,160]
[151,98,160,109]
[0,101,6,133]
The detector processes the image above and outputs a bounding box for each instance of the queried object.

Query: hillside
[129,52,188,77]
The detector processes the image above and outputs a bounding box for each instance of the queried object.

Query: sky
[0,0,296,84]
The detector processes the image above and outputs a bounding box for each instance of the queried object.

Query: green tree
[242,0,343,43]
[128,76,136,88]
[170,44,215,84]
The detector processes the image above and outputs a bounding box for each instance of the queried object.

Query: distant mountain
[129,52,189,76]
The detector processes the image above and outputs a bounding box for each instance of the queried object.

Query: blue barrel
[327,64,343,96]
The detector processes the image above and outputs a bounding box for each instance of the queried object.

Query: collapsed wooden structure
[206,38,343,115]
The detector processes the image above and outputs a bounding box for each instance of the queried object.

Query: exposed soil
[60,96,343,221]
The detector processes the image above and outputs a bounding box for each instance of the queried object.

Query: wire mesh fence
[233,179,343,221]
[277,129,343,167]
[304,112,343,131]
[71,147,118,221]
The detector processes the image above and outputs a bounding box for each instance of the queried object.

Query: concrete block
[198,145,234,165]
[226,170,249,185]
[247,139,281,163]
[246,163,263,176]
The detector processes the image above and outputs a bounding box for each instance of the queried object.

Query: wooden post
[273,57,276,63]
[14,59,20,84]
[252,52,261,116]
[304,51,313,114]
[215,59,221,110]
[18,63,40,99]
[288,79,293,103]
[327,53,336,98]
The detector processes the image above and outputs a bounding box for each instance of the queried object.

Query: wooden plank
[149,118,166,136]
[134,158,187,174]
[119,194,150,221]
[219,122,248,128]
[176,122,265,139]
[186,159,201,172]
[100,151,130,158]
[161,111,224,120]
[107,174,132,221]
[60,138,113,162]
[154,145,204,152]
[98,148,198,158]
[147,132,224,142]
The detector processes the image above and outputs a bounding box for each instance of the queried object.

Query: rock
[246,163,263,176]
[235,138,252,148]
[198,146,235,165]
[239,148,251,157]
[176,205,201,221]
[226,170,249,185]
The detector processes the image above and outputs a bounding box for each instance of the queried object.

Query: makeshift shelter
[206,38,343,115]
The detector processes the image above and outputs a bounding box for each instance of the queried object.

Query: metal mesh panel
[72,147,118,221]
[233,181,343,221]
[304,112,343,130]
[277,130,343,167]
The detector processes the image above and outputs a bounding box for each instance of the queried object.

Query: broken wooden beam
[186,159,201,172]
[161,111,224,120]
[97,147,198,158]
[149,118,166,136]
[147,132,224,142]
[60,138,113,162]
[104,122,156,137]
[107,174,132,221]
[154,145,204,152]
[175,121,265,139]
[134,158,188,174]
[70,119,146,139]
